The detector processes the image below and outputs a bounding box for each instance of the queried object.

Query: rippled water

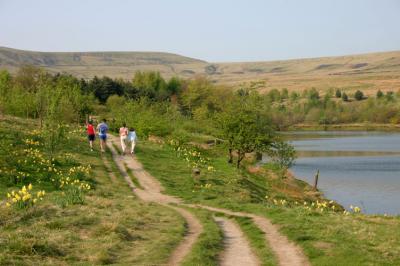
[288,131,400,215]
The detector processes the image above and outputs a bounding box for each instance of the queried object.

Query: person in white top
[128,128,137,154]
[119,123,129,155]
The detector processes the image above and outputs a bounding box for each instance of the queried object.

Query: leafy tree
[132,71,167,100]
[376,90,384,98]
[0,70,11,115]
[335,89,342,98]
[179,77,212,115]
[266,140,296,177]
[217,93,275,168]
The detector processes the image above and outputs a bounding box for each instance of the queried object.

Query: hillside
[1,46,400,94]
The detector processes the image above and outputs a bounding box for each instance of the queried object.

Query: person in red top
[86,120,96,151]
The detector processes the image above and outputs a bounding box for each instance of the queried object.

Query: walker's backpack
[99,124,107,135]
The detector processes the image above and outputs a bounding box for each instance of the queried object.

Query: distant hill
[1,46,400,94]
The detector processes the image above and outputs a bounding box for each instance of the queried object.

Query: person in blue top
[96,119,109,152]
[128,128,137,154]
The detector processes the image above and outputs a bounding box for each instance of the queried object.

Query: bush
[335,89,342,98]
[341,92,349,102]
[376,90,384,98]
[354,90,364,101]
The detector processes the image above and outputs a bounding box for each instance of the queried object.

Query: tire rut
[106,135,310,266]
[214,216,260,266]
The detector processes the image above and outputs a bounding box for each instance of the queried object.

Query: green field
[0,116,186,265]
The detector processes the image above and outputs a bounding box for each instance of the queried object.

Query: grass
[234,216,277,266]
[0,116,186,265]
[136,140,400,266]
[181,207,224,266]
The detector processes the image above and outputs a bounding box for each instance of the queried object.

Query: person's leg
[99,136,105,152]
[120,136,126,154]
[89,135,94,150]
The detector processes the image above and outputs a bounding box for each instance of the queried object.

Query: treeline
[263,87,400,128]
[0,65,295,169]
[0,66,184,123]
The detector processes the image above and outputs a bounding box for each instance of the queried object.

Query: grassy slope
[1,46,400,92]
[136,140,400,266]
[0,117,185,265]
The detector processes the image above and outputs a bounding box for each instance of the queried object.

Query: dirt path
[191,205,310,266]
[106,138,202,266]
[214,216,260,266]
[106,136,310,266]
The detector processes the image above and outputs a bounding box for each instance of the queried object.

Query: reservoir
[287,131,400,215]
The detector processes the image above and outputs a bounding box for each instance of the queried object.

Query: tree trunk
[228,148,233,163]
[236,150,245,168]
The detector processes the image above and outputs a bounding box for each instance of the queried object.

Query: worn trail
[214,216,260,266]
[107,138,202,266]
[107,135,310,266]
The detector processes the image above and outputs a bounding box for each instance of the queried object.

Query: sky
[1,0,400,62]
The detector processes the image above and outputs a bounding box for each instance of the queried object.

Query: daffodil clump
[5,184,45,210]
[2,135,59,184]
[58,176,91,191]
[265,195,364,215]
[168,139,214,171]
[51,165,92,206]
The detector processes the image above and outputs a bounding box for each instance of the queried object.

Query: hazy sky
[1,0,400,62]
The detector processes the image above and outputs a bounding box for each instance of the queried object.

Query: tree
[376,90,384,98]
[166,76,182,96]
[335,89,342,98]
[281,88,289,100]
[0,70,11,115]
[341,92,348,102]
[179,77,212,115]
[289,91,300,102]
[266,140,296,177]
[385,91,394,102]
[217,93,275,168]
[354,90,364,101]
[132,71,167,100]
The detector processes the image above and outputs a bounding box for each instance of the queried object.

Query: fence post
[313,169,320,191]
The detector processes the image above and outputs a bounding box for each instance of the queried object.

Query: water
[286,131,400,215]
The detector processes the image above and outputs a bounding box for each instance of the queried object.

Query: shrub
[335,89,342,98]
[376,90,384,98]
[354,90,364,101]
[341,92,349,102]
